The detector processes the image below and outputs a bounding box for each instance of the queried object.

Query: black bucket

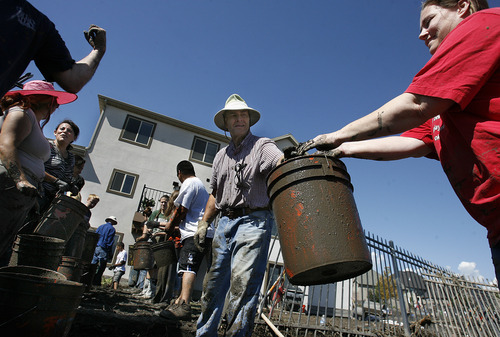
[0,265,84,336]
[151,241,176,267]
[57,256,82,282]
[34,194,89,241]
[133,242,154,270]
[267,155,372,285]
[64,220,90,259]
[80,230,100,264]
[9,234,65,270]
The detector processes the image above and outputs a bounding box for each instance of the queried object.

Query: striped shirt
[42,140,75,196]
[211,132,282,210]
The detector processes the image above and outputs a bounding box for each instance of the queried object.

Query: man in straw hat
[195,94,283,336]
[0,0,107,97]
[92,215,118,286]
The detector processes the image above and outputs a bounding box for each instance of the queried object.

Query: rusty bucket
[57,256,83,282]
[80,230,100,265]
[151,241,176,267]
[133,242,154,270]
[267,155,372,285]
[9,234,65,270]
[34,194,89,241]
[0,265,84,336]
[64,220,90,259]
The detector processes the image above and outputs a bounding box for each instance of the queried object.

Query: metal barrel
[34,194,89,241]
[0,265,84,336]
[267,155,372,285]
[132,242,154,270]
[9,234,65,271]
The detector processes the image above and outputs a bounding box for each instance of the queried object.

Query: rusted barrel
[151,241,176,267]
[9,234,65,270]
[57,256,82,282]
[133,242,154,270]
[64,220,90,259]
[80,230,100,264]
[34,194,89,241]
[0,265,84,336]
[267,155,372,285]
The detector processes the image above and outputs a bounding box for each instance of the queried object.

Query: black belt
[220,207,270,220]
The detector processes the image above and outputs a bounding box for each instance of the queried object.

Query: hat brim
[214,108,260,131]
[105,217,117,223]
[6,90,77,105]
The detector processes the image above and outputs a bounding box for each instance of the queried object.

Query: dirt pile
[68,287,197,337]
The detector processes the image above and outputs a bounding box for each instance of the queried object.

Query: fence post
[389,240,411,337]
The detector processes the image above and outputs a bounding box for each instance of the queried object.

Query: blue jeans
[196,210,273,337]
[92,246,108,286]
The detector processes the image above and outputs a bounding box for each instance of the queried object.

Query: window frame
[189,136,220,166]
[107,168,139,198]
[119,115,156,148]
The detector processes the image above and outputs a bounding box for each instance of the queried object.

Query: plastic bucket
[80,231,100,264]
[34,194,89,241]
[267,155,372,285]
[151,241,176,267]
[9,234,65,270]
[0,265,84,336]
[57,256,82,282]
[63,220,90,259]
[133,242,154,270]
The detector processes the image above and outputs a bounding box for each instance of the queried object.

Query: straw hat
[6,80,77,105]
[214,94,260,131]
[105,216,118,224]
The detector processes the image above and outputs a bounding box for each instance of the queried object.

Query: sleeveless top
[0,106,50,182]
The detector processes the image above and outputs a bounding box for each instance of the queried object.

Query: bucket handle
[0,305,38,328]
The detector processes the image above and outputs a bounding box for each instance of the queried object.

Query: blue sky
[25,0,500,281]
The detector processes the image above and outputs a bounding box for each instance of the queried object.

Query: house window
[190,137,219,165]
[120,115,155,147]
[107,169,138,197]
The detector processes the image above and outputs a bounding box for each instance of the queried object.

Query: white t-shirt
[113,250,127,272]
[174,176,213,241]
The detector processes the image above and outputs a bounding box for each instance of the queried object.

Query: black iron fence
[258,231,500,337]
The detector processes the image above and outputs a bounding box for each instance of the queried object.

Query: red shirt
[402,8,500,246]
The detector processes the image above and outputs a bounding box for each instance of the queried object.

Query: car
[354,300,392,320]
[283,285,304,312]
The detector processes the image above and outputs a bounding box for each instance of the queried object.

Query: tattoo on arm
[377,110,384,131]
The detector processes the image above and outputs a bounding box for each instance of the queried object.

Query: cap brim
[6,90,77,105]
[214,108,260,131]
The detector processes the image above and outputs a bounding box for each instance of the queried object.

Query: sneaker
[159,302,192,321]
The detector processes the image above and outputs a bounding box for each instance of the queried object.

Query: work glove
[145,220,160,229]
[108,265,114,270]
[54,178,71,192]
[194,220,210,252]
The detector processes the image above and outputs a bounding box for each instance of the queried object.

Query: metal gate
[257,231,500,337]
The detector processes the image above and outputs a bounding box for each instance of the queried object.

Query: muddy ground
[68,283,273,337]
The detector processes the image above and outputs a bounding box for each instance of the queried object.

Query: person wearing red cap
[0,0,106,97]
[0,80,77,266]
